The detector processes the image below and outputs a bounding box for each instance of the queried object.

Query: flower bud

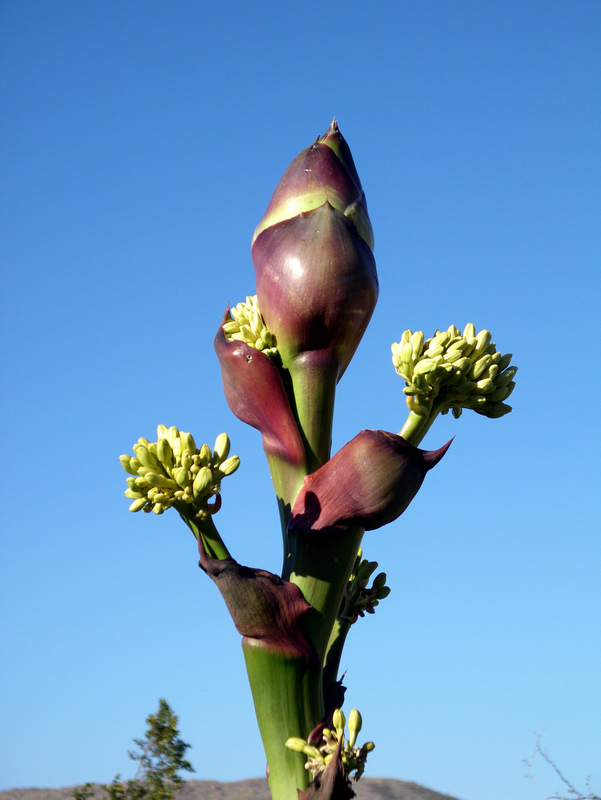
[252,120,377,375]
[348,709,362,748]
[253,201,378,373]
[289,430,452,536]
[253,120,373,246]
[251,121,378,469]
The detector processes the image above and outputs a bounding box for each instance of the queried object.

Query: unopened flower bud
[251,121,378,469]
[348,709,362,748]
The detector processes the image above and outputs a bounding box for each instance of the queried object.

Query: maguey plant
[120,120,517,800]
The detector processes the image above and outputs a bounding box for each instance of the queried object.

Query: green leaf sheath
[243,643,323,799]
[284,526,365,665]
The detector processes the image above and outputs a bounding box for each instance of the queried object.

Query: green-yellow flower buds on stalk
[322,549,391,691]
[340,549,391,625]
[119,424,240,519]
[221,295,278,358]
[392,323,518,446]
[285,707,374,781]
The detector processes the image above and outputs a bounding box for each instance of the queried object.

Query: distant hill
[0,778,461,800]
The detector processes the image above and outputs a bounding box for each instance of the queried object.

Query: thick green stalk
[286,355,338,475]
[264,451,307,547]
[283,526,364,664]
[242,644,323,800]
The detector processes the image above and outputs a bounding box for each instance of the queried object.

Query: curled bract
[197,536,318,664]
[289,430,452,536]
[214,307,306,470]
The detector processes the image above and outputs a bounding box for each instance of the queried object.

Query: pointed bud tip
[319,118,339,141]
[422,437,454,470]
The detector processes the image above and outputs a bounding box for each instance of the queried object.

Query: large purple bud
[288,430,452,536]
[252,120,377,376]
[251,121,379,469]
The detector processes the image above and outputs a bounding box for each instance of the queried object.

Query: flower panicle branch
[119,425,236,560]
[119,425,240,519]
[222,295,279,358]
[392,323,518,446]
[286,708,374,782]
[321,548,390,691]
[340,548,390,625]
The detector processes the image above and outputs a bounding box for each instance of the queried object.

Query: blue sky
[1,2,600,800]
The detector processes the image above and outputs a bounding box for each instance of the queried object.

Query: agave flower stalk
[119,122,517,800]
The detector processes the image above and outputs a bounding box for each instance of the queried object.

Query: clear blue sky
[1,3,599,800]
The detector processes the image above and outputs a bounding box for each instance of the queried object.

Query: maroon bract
[214,308,306,470]
[289,430,453,536]
[198,536,318,665]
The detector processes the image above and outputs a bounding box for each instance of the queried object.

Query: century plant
[120,120,517,800]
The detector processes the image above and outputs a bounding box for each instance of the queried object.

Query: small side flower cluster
[222,295,278,357]
[119,425,239,518]
[392,323,518,420]
[286,709,374,781]
[339,549,390,625]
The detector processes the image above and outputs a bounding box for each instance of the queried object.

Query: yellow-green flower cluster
[391,323,517,419]
[286,708,374,781]
[222,295,277,357]
[119,425,240,518]
[340,548,390,625]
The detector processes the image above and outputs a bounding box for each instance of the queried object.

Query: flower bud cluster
[119,425,239,518]
[391,323,518,419]
[340,548,391,625]
[221,295,278,358]
[286,708,374,781]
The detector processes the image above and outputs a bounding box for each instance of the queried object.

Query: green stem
[284,527,364,665]
[242,643,323,800]
[322,617,352,690]
[399,397,448,447]
[264,451,307,559]
[176,510,231,560]
[286,355,338,475]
